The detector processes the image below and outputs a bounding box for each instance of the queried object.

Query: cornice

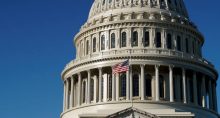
[74,18,204,46]
[61,54,218,81]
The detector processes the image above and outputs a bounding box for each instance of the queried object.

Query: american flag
[113,59,129,74]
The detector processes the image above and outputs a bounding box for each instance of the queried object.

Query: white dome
[88,0,188,20]
[61,1,219,118]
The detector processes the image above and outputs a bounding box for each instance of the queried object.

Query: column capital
[193,71,197,75]
[70,75,74,80]
[98,67,102,71]
[66,77,71,82]
[87,70,91,73]
[140,64,145,68]
[155,65,160,69]
[169,65,174,69]
[77,73,81,77]
[63,78,67,83]
[181,67,185,71]
[111,65,115,69]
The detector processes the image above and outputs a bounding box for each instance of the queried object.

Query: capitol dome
[61,0,219,118]
[88,0,189,19]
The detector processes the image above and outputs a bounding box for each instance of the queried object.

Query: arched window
[111,33,115,49]
[132,31,138,47]
[133,74,139,97]
[144,31,150,47]
[121,32,127,47]
[159,75,165,98]
[120,73,126,97]
[167,33,172,49]
[86,40,89,55]
[82,81,86,103]
[145,74,152,97]
[177,36,181,51]
[185,38,189,53]
[91,79,94,101]
[156,32,161,48]
[102,0,105,5]
[93,37,96,52]
[101,35,105,50]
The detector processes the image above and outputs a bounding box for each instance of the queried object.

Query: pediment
[107,107,160,118]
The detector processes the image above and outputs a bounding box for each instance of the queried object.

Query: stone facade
[60,0,219,118]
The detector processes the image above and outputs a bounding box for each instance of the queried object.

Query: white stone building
[60,0,219,118]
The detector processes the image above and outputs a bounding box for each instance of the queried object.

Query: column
[148,0,152,7]
[98,68,102,102]
[78,73,82,106]
[201,75,207,108]
[138,28,143,47]
[65,79,69,109]
[162,29,165,49]
[157,0,161,8]
[97,32,100,52]
[126,69,130,100]
[150,28,155,48]
[130,65,133,99]
[70,76,74,108]
[90,35,92,54]
[87,70,91,104]
[85,79,88,104]
[106,30,110,50]
[103,74,108,102]
[63,81,66,111]
[193,72,198,105]
[155,65,160,101]
[182,68,187,104]
[141,65,146,100]
[169,66,174,102]
[165,0,169,9]
[116,73,119,101]
[128,28,132,48]
[73,80,76,107]
[112,67,116,101]
[208,79,213,110]
[116,28,121,48]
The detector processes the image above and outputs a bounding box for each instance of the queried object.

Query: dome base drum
[61,0,219,118]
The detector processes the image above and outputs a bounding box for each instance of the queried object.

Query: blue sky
[0,0,219,118]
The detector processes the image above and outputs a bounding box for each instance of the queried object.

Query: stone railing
[63,48,214,73]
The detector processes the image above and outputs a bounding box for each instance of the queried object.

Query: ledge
[60,101,220,118]
[61,48,217,78]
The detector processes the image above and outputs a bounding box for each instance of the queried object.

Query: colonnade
[63,64,218,112]
[77,27,202,59]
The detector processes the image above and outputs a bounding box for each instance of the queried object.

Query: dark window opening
[111,33,115,49]
[144,31,150,47]
[121,32,127,47]
[167,34,172,49]
[156,32,161,48]
[132,31,138,47]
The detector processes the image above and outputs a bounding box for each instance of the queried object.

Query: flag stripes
[113,59,129,74]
